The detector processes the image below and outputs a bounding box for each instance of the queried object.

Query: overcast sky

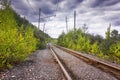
[4,0,120,38]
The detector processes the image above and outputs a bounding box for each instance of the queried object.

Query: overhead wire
[26,0,37,13]
[56,0,59,12]
[26,0,60,18]
[41,0,60,19]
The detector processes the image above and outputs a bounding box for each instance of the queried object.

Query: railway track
[50,47,72,80]
[50,45,120,80]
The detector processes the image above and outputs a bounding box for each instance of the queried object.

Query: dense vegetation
[0,0,50,70]
[57,25,120,63]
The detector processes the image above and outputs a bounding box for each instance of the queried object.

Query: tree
[105,24,111,41]
[82,24,88,34]
[1,0,11,8]
[111,29,119,40]
[111,29,118,37]
[89,34,103,44]
[57,24,120,63]
[0,3,48,69]
[57,31,66,46]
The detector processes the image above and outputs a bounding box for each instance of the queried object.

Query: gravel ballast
[0,49,65,80]
[53,47,118,80]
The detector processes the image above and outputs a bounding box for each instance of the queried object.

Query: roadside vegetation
[57,24,120,63]
[0,0,50,70]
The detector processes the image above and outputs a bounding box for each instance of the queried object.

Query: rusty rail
[56,45,120,79]
[50,47,72,80]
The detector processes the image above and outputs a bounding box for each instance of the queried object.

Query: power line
[56,0,59,11]
[26,0,58,31]
[41,15,56,19]
[26,0,58,18]
[26,0,36,13]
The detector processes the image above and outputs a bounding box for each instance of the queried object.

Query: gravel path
[0,49,65,80]
[53,47,118,80]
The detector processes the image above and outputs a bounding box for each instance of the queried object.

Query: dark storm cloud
[9,0,120,27]
[11,0,29,13]
[4,0,119,38]
[76,0,84,3]
[10,0,68,22]
[10,0,84,22]
[51,0,63,4]
[65,0,83,10]
[113,21,120,26]
[107,14,120,21]
[91,0,120,7]
[11,0,50,22]
[108,15,120,26]
[41,5,54,15]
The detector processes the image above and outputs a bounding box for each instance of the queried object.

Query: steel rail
[50,47,72,80]
[56,45,120,79]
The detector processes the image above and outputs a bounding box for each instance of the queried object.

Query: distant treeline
[0,0,51,70]
[57,25,120,63]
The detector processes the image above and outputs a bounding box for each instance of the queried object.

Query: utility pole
[38,8,41,29]
[74,11,76,31]
[66,16,68,33]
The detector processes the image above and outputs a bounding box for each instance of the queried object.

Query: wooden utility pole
[74,11,76,31]
[38,8,41,29]
[66,16,68,33]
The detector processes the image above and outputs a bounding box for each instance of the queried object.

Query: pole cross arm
[41,14,56,19]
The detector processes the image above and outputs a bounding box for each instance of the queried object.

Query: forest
[0,0,50,70]
[57,25,120,63]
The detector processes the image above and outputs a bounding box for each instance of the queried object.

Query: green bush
[57,28,120,63]
[0,26,38,69]
[0,6,38,69]
[90,42,100,55]
[109,42,120,62]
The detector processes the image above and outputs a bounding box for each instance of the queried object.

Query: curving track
[50,47,72,80]
[50,45,120,80]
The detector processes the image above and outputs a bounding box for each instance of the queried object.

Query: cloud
[90,0,120,7]
[41,6,54,15]
[51,0,64,4]
[9,0,120,38]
